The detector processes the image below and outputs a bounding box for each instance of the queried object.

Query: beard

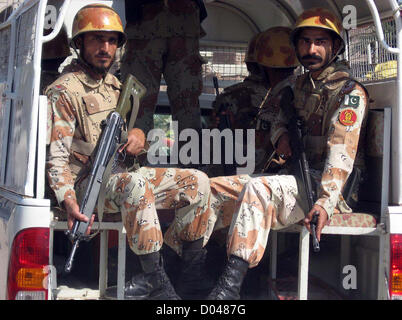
[80,44,115,75]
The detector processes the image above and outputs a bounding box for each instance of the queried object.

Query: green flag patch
[344,95,360,108]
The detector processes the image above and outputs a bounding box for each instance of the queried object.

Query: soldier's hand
[304,204,328,242]
[63,198,95,235]
[276,133,292,160]
[120,128,146,156]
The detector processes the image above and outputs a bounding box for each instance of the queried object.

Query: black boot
[108,252,180,300]
[207,255,249,300]
[175,243,215,299]
[136,251,180,300]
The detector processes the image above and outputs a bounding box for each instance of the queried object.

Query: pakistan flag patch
[343,95,360,108]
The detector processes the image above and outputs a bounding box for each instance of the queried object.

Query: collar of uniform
[64,59,121,90]
[314,60,350,82]
[104,73,121,90]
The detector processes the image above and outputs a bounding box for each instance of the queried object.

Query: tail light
[390,234,402,300]
[7,228,50,300]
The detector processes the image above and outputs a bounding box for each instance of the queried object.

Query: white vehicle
[0,0,401,300]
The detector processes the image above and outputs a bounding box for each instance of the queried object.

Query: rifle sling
[128,91,140,131]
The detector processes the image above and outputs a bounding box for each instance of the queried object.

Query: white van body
[0,0,401,300]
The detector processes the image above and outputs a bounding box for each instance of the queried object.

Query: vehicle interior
[0,0,398,299]
[52,0,399,300]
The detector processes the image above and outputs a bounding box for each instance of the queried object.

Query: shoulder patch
[343,94,360,108]
[339,109,357,126]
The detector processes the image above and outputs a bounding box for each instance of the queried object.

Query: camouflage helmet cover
[254,26,299,68]
[71,4,126,48]
[290,7,345,54]
[244,33,260,63]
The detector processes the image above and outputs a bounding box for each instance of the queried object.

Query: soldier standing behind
[46,4,211,300]
[207,8,369,300]
[121,0,207,155]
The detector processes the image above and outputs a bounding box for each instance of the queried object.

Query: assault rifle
[280,87,320,253]
[64,74,146,273]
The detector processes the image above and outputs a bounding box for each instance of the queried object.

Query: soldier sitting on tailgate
[46,4,212,300]
[206,8,369,300]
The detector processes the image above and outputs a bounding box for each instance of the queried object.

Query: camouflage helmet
[254,26,299,68]
[290,7,345,54]
[71,4,126,48]
[244,33,259,63]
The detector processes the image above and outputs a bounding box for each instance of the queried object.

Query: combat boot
[207,255,249,300]
[134,251,180,300]
[106,251,180,300]
[175,245,215,299]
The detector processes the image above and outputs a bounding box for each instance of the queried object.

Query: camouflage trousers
[121,37,203,136]
[227,175,306,268]
[165,174,252,255]
[77,167,210,256]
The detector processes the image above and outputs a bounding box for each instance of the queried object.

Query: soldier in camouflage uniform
[207,8,369,300]
[121,0,207,143]
[210,27,299,176]
[165,27,299,255]
[46,4,211,300]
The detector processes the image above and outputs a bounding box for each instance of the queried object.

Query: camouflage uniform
[165,75,298,254]
[121,0,204,136]
[210,74,271,175]
[208,26,299,176]
[46,60,211,256]
[226,61,368,267]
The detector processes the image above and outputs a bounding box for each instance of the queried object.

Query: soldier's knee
[124,172,150,200]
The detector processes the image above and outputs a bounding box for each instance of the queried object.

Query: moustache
[300,54,323,62]
[95,52,112,59]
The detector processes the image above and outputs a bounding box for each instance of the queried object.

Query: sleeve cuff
[315,197,336,219]
[54,187,77,208]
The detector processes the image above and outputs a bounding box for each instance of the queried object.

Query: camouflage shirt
[213,73,269,130]
[211,73,271,173]
[270,61,368,218]
[46,59,121,206]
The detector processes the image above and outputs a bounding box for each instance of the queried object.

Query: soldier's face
[78,31,119,74]
[296,28,335,71]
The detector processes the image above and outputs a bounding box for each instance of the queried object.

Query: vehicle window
[200,44,248,94]
[349,18,397,82]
